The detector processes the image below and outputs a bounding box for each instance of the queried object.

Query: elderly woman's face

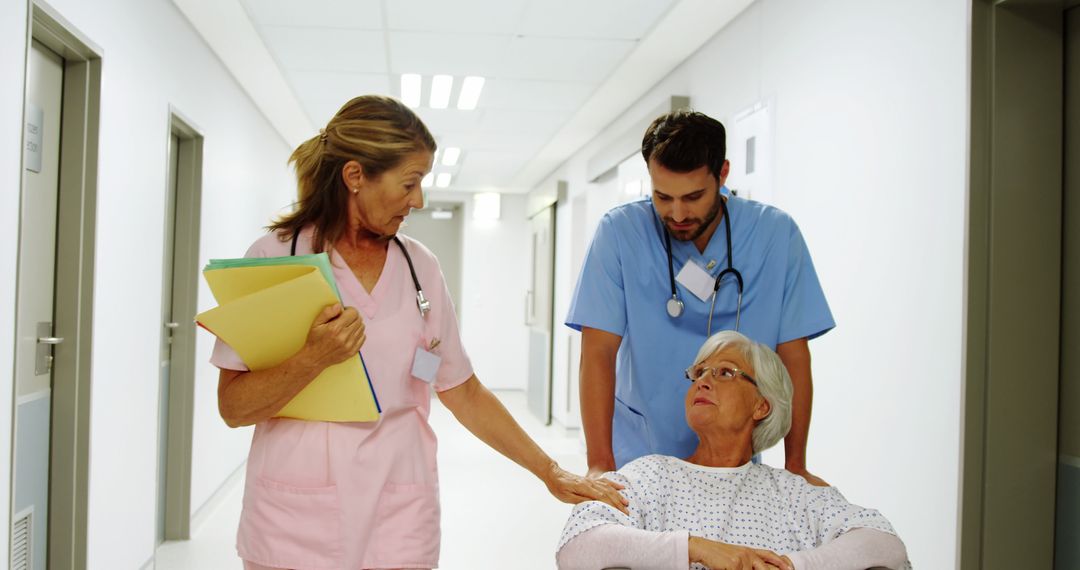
[684,345,768,435]
[349,150,432,237]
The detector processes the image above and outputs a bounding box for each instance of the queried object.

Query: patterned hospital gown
[558,455,912,569]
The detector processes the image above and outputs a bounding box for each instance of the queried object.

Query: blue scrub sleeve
[779,221,835,343]
[565,214,628,336]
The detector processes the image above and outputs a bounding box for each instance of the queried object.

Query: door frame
[962,0,1064,568]
[21,3,101,569]
[160,109,203,541]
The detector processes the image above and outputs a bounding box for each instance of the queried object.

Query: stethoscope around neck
[662,195,744,334]
[290,232,430,319]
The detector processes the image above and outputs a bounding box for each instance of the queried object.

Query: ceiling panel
[235,0,690,191]
[453,150,534,188]
[288,70,391,118]
[414,109,486,138]
[476,108,567,137]
[387,32,511,77]
[517,0,677,39]
[481,78,595,111]
[386,0,530,34]
[260,26,387,73]
[496,36,635,81]
[241,0,384,29]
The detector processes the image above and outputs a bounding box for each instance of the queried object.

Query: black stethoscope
[291,232,430,319]
[662,194,743,334]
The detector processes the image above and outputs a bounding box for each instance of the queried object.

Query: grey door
[12,39,65,570]
[526,206,555,424]
[156,134,181,546]
[1057,7,1080,569]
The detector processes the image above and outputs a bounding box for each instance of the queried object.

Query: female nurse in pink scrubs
[210,95,627,570]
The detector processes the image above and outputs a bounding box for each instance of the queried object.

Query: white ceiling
[176,0,753,193]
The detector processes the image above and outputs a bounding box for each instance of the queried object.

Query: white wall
[426,191,531,391]
[2,0,296,567]
[0,1,30,567]
[544,0,968,566]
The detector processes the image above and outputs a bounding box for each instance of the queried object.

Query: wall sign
[25,103,43,173]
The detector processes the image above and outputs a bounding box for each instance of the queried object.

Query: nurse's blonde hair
[269,95,436,253]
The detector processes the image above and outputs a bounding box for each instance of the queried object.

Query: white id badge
[675,259,716,302]
[411,347,442,384]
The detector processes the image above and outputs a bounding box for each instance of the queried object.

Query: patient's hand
[688,537,794,570]
[542,463,630,515]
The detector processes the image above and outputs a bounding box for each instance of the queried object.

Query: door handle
[164,322,180,329]
[37,336,64,344]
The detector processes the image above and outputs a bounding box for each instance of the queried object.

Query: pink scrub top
[211,228,473,570]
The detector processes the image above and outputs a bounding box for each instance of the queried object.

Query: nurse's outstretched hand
[542,463,630,515]
[301,303,367,370]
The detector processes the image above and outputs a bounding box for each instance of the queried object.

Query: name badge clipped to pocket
[675,259,717,302]
[411,346,442,384]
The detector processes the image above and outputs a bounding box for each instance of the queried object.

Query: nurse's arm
[437,375,629,514]
[776,337,828,486]
[579,326,622,476]
[217,303,366,427]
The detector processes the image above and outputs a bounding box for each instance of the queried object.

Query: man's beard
[665,193,722,242]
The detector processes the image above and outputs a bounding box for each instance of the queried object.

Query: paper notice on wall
[727,99,773,204]
[25,104,43,173]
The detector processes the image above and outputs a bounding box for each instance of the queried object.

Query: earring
[352,187,359,194]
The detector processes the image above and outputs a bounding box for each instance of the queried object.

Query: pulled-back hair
[270,95,436,252]
[641,109,727,180]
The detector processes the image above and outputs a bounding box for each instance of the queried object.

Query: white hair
[691,331,793,453]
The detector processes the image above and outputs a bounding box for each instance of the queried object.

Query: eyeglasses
[684,364,757,386]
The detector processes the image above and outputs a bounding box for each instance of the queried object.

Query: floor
[154,390,585,570]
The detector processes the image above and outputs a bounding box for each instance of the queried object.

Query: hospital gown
[558,455,911,569]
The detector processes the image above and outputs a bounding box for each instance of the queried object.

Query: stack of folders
[195,253,380,422]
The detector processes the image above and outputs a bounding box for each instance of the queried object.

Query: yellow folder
[196,260,380,422]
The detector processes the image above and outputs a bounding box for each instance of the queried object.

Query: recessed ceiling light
[431,209,453,220]
[457,76,485,110]
[421,172,434,188]
[435,173,451,188]
[442,147,461,166]
[401,74,421,108]
[430,75,453,109]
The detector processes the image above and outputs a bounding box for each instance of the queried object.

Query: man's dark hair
[641,109,727,180]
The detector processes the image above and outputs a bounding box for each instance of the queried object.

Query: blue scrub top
[566,191,835,467]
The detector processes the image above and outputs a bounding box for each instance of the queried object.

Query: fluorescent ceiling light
[442,147,461,166]
[432,148,440,166]
[456,76,485,110]
[473,192,501,221]
[431,209,453,220]
[435,172,451,188]
[430,75,453,109]
[401,74,421,108]
[421,172,434,188]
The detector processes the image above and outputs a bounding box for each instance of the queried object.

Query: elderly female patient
[557,331,910,570]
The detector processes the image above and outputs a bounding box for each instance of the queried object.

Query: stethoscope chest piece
[666,296,684,318]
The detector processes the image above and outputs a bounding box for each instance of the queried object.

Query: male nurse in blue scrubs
[567,109,835,485]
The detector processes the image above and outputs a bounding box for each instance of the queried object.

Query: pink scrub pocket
[371,483,440,565]
[238,476,343,569]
